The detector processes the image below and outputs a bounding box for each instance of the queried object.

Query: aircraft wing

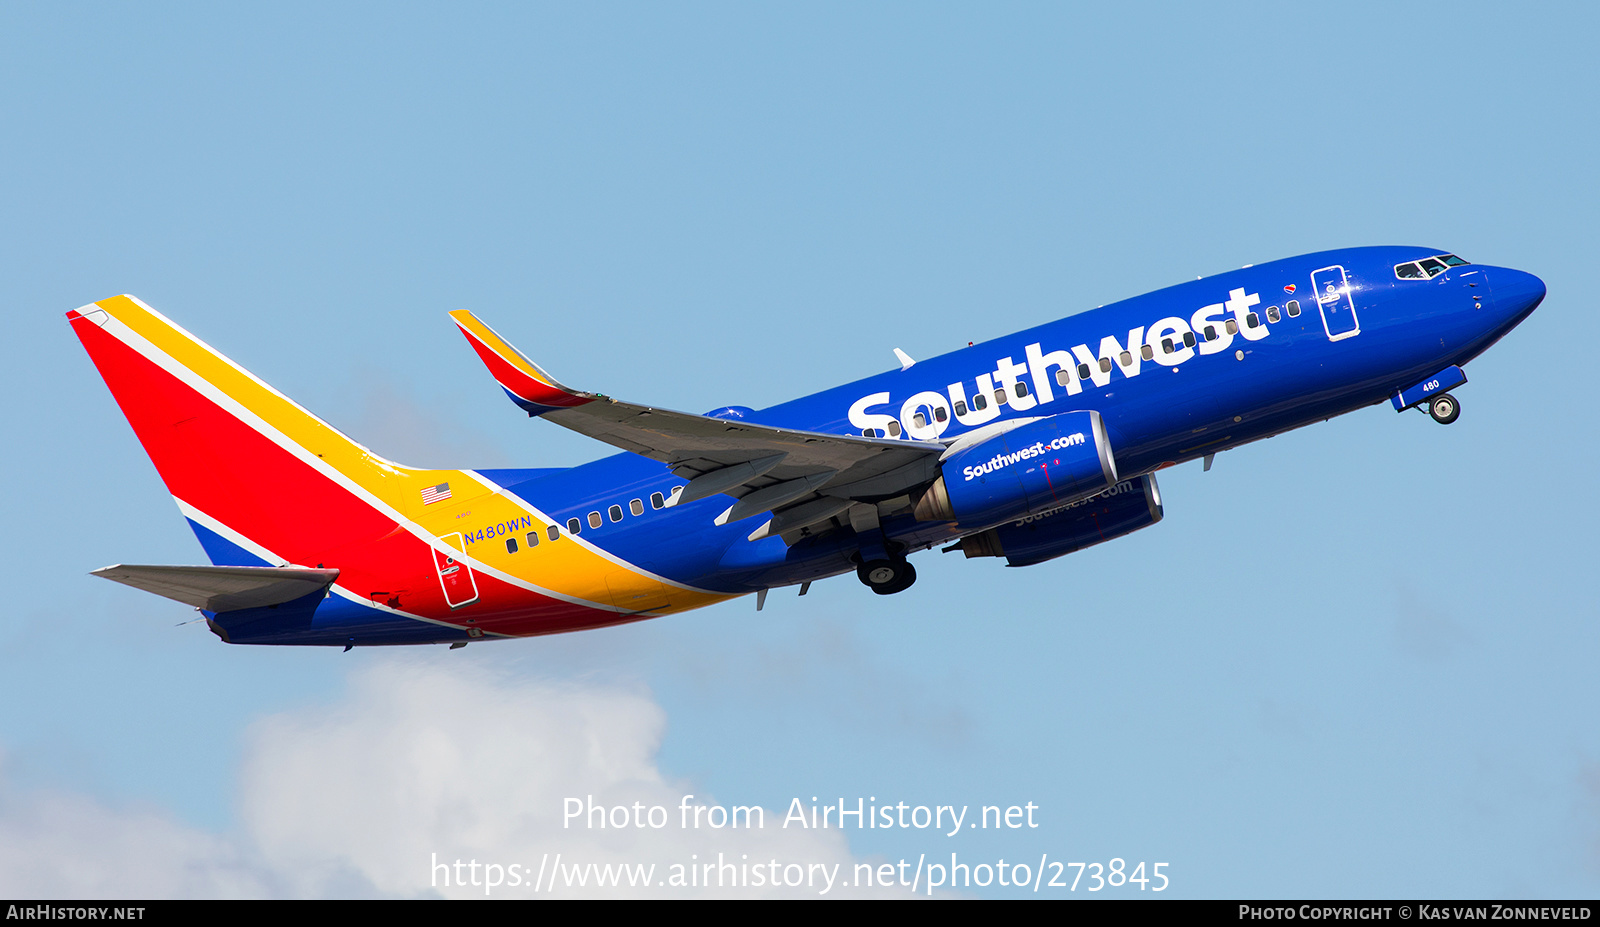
[91,564,341,612]
[450,310,944,539]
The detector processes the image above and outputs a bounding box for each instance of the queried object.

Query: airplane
[69,246,1545,648]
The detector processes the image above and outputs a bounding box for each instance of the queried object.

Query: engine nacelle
[913,410,1117,530]
[954,473,1163,567]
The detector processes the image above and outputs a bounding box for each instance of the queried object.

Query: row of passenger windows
[861,301,1306,432]
[503,291,1320,551]
[1395,254,1469,279]
[503,488,679,555]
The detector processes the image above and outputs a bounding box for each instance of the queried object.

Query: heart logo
[1283,284,1296,294]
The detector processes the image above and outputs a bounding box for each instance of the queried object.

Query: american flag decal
[420,482,452,505]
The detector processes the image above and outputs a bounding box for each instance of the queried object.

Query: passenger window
[587,511,602,529]
[1182,331,1196,348]
[1118,351,1132,367]
[1225,319,1239,335]
[1267,306,1280,323]
[954,399,969,416]
[1246,312,1259,328]
[1204,325,1217,341]
[1054,370,1069,387]
[912,411,927,428]
[1161,337,1174,353]
[887,420,902,437]
[609,504,623,523]
[1286,300,1301,317]
[861,427,874,437]
[933,407,947,422]
[548,524,560,541]
[526,531,539,548]
[506,537,518,554]
[1014,382,1029,398]
[630,499,644,516]
[1099,358,1112,373]
[1140,344,1154,361]
[973,394,987,411]
[567,518,582,535]
[1077,363,1091,379]
[650,492,664,510]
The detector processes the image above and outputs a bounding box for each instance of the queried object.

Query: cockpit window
[1394,254,1469,280]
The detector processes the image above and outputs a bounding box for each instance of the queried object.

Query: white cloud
[0,660,905,899]
[0,774,271,899]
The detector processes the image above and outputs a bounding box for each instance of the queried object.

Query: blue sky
[2,2,1597,898]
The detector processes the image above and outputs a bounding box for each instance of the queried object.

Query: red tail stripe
[71,315,631,637]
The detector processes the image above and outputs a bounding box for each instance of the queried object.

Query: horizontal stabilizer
[91,564,341,613]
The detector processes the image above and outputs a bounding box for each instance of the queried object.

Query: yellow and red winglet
[449,310,597,416]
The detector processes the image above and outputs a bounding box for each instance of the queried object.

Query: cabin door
[433,533,481,609]
[1310,265,1360,342]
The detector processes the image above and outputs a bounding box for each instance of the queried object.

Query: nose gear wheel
[1427,394,1460,424]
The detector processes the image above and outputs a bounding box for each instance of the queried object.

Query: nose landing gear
[1426,393,1461,425]
[857,558,917,595]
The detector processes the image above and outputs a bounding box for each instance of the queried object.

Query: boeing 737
[69,246,1545,647]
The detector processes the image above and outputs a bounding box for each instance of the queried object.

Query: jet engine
[913,410,1117,530]
[950,473,1163,567]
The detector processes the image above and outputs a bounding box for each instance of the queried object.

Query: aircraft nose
[1493,267,1546,323]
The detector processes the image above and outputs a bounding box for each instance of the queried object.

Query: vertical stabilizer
[67,296,451,569]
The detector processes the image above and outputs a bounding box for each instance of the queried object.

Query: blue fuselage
[479,246,1545,594]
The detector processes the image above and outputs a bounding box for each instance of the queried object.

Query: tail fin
[68,296,710,641]
[67,296,454,568]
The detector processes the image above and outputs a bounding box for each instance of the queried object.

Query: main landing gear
[857,557,917,595]
[1426,393,1461,425]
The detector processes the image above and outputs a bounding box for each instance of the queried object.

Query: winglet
[449,310,598,416]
